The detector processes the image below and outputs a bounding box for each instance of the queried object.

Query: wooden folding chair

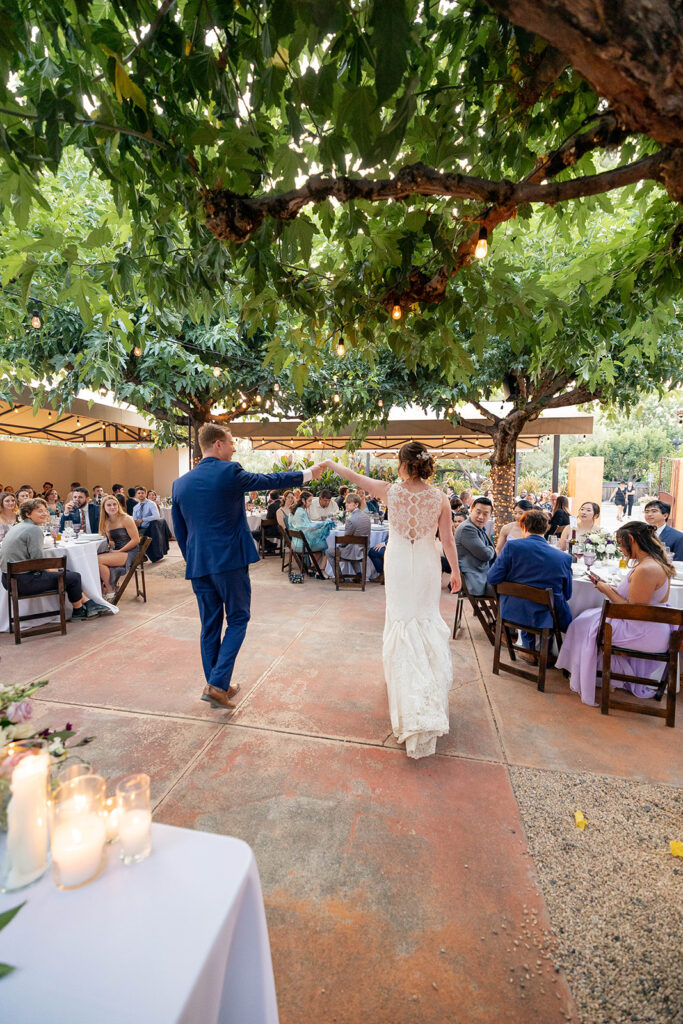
[452,574,498,644]
[334,535,369,591]
[288,530,327,580]
[259,518,281,558]
[279,525,293,574]
[492,582,563,692]
[7,556,68,644]
[597,602,683,727]
[110,536,152,606]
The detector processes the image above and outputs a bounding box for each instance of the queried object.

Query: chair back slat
[334,535,369,549]
[7,557,67,575]
[495,581,555,608]
[601,601,683,626]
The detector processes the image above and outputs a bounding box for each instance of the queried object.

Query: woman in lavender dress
[556,522,675,706]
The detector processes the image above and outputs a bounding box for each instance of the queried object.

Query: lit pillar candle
[118,809,152,862]
[5,749,50,890]
[51,813,106,889]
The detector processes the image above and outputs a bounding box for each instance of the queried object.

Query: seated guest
[44,488,63,516]
[309,488,340,521]
[98,495,140,598]
[338,492,371,572]
[459,489,473,511]
[455,496,495,594]
[126,487,137,515]
[546,494,570,538]
[356,487,379,515]
[276,490,296,531]
[557,522,675,705]
[91,485,105,505]
[15,486,34,505]
[452,508,468,528]
[2,498,108,617]
[337,485,349,510]
[368,540,386,580]
[60,487,99,533]
[495,499,534,554]
[449,495,463,519]
[132,486,160,531]
[256,489,282,552]
[112,483,126,508]
[527,492,537,506]
[559,501,600,551]
[147,489,162,511]
[0,491,18,541]
[516,489,528,502]
[41,481,54,499]
[66,481,81,505]
[289,491,335,573]
[643,500,683,560]
[488,509,572,664]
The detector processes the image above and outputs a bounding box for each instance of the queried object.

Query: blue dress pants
[191,567,251,691]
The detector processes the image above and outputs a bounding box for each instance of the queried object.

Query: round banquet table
[161,505,174,537]
[0,536,118,632]
[246,512,266,533]
[569,564,683,618]
[325,524,389,580]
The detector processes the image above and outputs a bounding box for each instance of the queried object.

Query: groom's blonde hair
[198,423,230,451]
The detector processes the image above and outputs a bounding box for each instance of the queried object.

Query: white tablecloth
[161,506,174,537]
[325,525,389,580]
[0,538,118,632]
[246,512,267,533]
[0,823,279,1024]
[569,566,683,618]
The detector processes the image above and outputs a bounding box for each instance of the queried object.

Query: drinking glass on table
[573,542,584,563]
[72,522,81,538]
[583,549,596,572]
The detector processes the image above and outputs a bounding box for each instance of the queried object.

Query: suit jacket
[659,524,683,561]
[487,535,573,631]
[171,458,304,578]
[341,508,371,562]
[60,503,99,534]
[455,519,495,595]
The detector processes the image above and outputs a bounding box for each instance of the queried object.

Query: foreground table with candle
[0,824,279,1024]
[1,743,50,892]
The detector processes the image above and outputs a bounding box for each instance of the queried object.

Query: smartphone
[586,569,600,584]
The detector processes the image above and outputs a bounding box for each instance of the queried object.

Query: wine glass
[583,549,596,572]
[573,542,584,563]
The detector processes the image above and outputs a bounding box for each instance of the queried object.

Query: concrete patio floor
[3,546,680,1024]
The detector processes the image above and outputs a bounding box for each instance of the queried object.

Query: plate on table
[76,533,103,543]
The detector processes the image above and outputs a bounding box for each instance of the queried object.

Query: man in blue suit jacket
[60,487,100,533]
[644,500,683,560]
[487,509,572,665]
[172,424,322,709]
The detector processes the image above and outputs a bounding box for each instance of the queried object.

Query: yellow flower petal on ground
[670,840,683,857]
[574,810,587,831]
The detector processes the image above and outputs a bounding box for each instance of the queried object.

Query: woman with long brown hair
[97,495,140,599]
[321,442,461,759]
[556,521,675,706]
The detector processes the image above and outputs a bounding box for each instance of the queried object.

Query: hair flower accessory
[417,451,430,461]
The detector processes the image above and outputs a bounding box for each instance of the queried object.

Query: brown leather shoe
[517,648,539,665]
[201,683,241,709]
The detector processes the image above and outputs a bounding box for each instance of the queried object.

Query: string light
[333,393,340,404]
[336,339,345,357]
[378,399,383,407]
[31,310,42,329]
[133,346,142,357]
[391,305,402,321]
[76,417,81,427]
[474,227,488,260]
[213,366,221,377]
[241,401,247,409]
[273,382,280,392]
[447,406,454,415]
[255,394,262,404]
[48,410,52,418]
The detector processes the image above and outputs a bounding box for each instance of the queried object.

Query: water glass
[50,774,107,890]
[116,774,152,865]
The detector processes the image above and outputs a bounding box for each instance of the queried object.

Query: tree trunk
[488,412,531,534]
[189,418,202,468]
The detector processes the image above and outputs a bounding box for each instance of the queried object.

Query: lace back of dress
[388,483,442,542]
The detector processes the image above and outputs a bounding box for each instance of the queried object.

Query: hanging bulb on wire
[336,338,345,357]
[213,366,221,377]
[76,417,81,428]
[255,394,262,404]
[474,227,488,260]
[31,310,42,329]
[378,399,383,407]
[333,393,340,404]
[133,346,142,357]
[241,401,247,409]
[391,305,402,321]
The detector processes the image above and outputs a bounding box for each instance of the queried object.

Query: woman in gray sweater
[1,498,107,619]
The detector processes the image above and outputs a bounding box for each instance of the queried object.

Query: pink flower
[0,751,31,777]
[6,699,33,724]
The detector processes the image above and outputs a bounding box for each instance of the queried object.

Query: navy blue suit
[487,535,573,648]
[60,503,99,533]
[172,458,304,691]
[659,524,683,561]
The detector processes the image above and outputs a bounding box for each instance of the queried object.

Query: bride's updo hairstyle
[398,441,435,480]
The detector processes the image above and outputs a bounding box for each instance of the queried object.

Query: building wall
[567,456,604,515]
[0,440,185,499]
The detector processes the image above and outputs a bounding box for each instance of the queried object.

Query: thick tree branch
[516,46,570,108]
[542,385,597,409]
[0,108,169,149]
[484,0,683,147]
[203,147,671,246]
[471,400,502,423]
[455,414,497,437]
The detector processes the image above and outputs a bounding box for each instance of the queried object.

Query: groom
[172,424,322,709]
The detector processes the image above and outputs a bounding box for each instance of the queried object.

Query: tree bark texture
[484,0,683,147]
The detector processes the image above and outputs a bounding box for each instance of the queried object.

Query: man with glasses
[643,500,683,560]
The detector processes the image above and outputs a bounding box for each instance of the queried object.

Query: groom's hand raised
[309,462,325,480]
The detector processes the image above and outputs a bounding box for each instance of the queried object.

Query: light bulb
[333,393,340,404]
[273,382,280,391]
[391,305,402,321]
[447,406,453,415]
[474,227,488,260]
[31,311,42,329]
[256,394,262,403]
[336,340,345,357]
[213,366,221,377]
[241,401,247,409]
[133,346,142,357]
[48,410,52,418]
[378,399,383,407]
[76,418,81,427]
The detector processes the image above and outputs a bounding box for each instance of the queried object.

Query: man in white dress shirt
[309,489,339,521]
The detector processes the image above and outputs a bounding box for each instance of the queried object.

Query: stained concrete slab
[154,727,577,1024]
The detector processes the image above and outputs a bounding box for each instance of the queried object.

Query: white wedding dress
[383,482,453,759]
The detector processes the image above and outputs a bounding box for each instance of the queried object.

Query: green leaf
[0,963,15,979]
[0,901,25,932]
[114,61,147,111]
[371,0,411,105]
[84,225,113,248]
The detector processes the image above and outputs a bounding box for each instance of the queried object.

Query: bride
[322,442,461,759]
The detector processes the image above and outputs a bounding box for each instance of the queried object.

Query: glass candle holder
[51,760,92,787]
[116,774,152,865]
[0,740,50,893]
[51,775,107,890]
[103,796,120,844]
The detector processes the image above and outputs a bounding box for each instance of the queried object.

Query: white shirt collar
[656,524,665,536]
